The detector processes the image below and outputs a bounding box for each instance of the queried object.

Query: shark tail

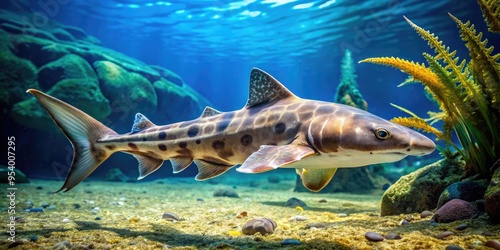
[27,89,118,192]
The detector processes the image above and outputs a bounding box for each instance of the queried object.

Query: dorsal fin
[200,106,222,118]
[131,113,156,133]
[245,68,296,108]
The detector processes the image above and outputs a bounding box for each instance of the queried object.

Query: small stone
[23,201,33,209]
[306,222,327,229]
[41,202,50,208]
[29,207,44,213]
[285,197,307,207]
[53,240,71,250]
[445,245,463,250]
[236,211,248,218]
[119,197,126,201]
[281,239,301,245]
[485,240,500,250]
[30,235,39,242]
[46,206,56,210]
[129,217,139,223]
[213,189,239,198]
[117,201,124,206]
[455,223,468,230]
[365,231,384,242]
[95,217,101,220]
[241,218,277,235]
[36,186,43,190]
[337,213,348,217]
[318,199,327,203]
[399,219,409,226]
[62,218,70,223]
[196,198,204,202]
[288,215,308,222]
[14,217,25,223]
[432,199,480,223]
[420,210,433,218]
[437,231,454,239]
[73,203,81,209]
[384,233,401,240]
[162,212,180,221]
[437,181,486,208]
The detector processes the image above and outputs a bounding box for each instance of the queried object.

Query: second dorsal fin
[131,113,156,133]
[200,106,222,118]
[245,68,296,108]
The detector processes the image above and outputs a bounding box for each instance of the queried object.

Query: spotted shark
[28,68,435,192]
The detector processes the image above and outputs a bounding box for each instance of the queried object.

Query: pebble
[41,202,50,208]
[95,217,101,220]
[53,240,71,250]
[213,189,239,198]
[420,210,433,218]
[384,233,401,240]
[29,208,44,213]
[117,201,124,206]
[30,235,39,242]
[62,218,70,223]
[288,215,308,222]
[73,204,81,209]
[455,223,468,230]
[365,232,384,242]
[14,217,25,223]
[162,212,180,221]
[281,239,301,245]
[196,198,204,202]
[437,231,454,239]
[445,245,463,250]
[485,240,500,250]
[285,197,307,207]
[318,199,327,203]
[46,206,56,210]
[337,213,348,217]
[36,186,43,190]
[241,218,277,235]
[399,219,409,226]
[23,201,33,209]
[129,217,139,223]
[432,199,480,223]
[306,222,327,229]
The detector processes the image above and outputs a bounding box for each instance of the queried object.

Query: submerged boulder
[380,155,465,216]
[38,54,96,90]
[437,181,487,209]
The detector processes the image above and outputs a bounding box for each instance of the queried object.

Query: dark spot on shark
[240,134,253,146]
[407,148,411,151]
[128,143,138,150]
[159,131,167,140]
[212,140,225,151]
[179,141,187,148]
[204,124,215,134]
[274,122,286,134]
[158,144,167,151]
[196,139,201,144]
[216,120,230,132]
[105,145,115,150]
[187,126,199,137]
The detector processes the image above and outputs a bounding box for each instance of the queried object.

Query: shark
[27,68,436,193]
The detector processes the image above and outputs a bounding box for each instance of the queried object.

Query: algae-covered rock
[94,60,157,116]
[0,165,30,184]
[380,155,465,216]
[38,54,96,90]
[150,65,184,86]
[12,79,111,131]
[153,79,207,122]
[485,167,500,222]
[437,181,487,208]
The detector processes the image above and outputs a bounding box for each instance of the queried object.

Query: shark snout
[407,136,436,156]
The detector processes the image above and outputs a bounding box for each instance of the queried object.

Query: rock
[285,197,307,207]
[162,212,180,221]
[62,218,70,223]
[288,215,308,222]
[267,175,280,183]
[476,199,485,212]
[150,65,184,86]
[432,199,480,223]
[0,166,30,183]
[281,239,301,245]
[420,210,433,219]
[382,183,391,190]
[455,224,468,230]
[52,28,75,42]
[29,208,44,213]
[445,245,463,250]
[53,240,72,250]
[485,167,500,222]
[381,156,464,216]
[485,240,500,250]
[213,189,239,198]
[104,168,130,182]
[437,231,454,239]
[30,235,39,242]
[437,181,487,208]
[0,32,39,106]
[241,218,276,235]
[399,219,409,226]
[94,60,157,116]
[319,199,327,203]
[384,233,401,240]
[365,232,384,242]
[152,79,208,123]
[38,54,97,90]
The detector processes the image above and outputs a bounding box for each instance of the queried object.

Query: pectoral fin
[296,168,337,192]
[236,145,315,173]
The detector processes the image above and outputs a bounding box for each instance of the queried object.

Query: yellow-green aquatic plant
[359,6,500,178]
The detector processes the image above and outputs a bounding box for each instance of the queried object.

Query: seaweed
[477,0,500,33]
[335,49,368,110]
[359,9,500,178]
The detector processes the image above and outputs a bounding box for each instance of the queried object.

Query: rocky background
[1,3,211,179]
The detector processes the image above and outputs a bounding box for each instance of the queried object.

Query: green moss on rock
[38,54,97,90]
[94,60,157,116]
[380,155,465,216]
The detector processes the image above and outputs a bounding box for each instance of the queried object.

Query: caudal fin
[27,89,118,192]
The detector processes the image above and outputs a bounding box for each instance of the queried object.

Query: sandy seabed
[1,170,499,250]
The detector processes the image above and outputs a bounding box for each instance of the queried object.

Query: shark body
[28,68,436,192]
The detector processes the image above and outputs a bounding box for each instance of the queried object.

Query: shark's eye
[375,128,391,140]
